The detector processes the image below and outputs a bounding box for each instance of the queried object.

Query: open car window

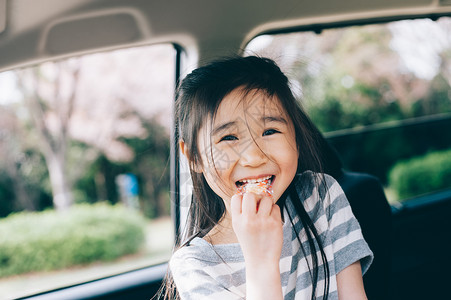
[246,16,451,204]
[0,44,175,299]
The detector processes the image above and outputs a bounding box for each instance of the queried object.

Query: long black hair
[160,56,330,300]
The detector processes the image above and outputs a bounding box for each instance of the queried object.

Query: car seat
[319,136,392,299]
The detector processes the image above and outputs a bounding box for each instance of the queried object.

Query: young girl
[165,56,373,300]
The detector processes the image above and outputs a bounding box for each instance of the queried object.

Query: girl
[165,56,373,300]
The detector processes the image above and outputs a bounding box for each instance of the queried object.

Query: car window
[246,16,451,204]
[0,44,175,299]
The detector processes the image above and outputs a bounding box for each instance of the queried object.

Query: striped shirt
[170,172,373,299]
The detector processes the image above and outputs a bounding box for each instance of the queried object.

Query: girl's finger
[257,195,273,216]
[241,192,259,215]
[230,194,243,216]
[270,203,282,221]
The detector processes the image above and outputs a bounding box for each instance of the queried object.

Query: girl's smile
[195,87,299,205]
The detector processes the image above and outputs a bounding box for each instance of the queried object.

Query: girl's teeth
[240,175,271,184]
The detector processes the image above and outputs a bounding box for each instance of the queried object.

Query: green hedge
[388,149,451,200]
[0,203,146,278]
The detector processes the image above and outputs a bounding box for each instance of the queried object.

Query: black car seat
[319,136,392,299]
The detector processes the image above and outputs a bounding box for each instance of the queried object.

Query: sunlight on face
[197,88,299,204]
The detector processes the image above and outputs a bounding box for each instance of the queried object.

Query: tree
[16,61,80,211]
[3,44,174,213]
[0,107,36,211]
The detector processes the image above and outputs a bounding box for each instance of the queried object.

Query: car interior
[1,0,451,299]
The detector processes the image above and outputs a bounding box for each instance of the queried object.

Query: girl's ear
[179,140,203,173]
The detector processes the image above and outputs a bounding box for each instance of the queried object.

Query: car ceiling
[0,0,451,72]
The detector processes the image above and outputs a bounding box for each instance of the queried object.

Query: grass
[0,217,174,300]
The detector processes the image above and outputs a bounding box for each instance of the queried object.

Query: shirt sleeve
[322,174,374,275]
[169,249,245,300]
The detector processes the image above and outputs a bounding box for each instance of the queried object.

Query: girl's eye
[263,129,280,136]
[219,135,238,142]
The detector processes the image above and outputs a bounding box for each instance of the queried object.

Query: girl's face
[194,88,298,205]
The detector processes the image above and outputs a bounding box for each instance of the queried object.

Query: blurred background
[0,44,175,299]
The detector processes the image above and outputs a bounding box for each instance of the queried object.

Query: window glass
[0,44,175,299]
[246,17,451,203]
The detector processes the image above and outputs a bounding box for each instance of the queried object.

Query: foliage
[388,149,451,200]
[284,22,451,188]
[307,82,405,132]
[73,118,171,219]
[0,173,15,218]
[412,74,451,117]
[0,203,146,278]
[125,120,171,218]
[0,45,173,215]
[298,24,451,133]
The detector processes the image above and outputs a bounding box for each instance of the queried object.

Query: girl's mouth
[235,175,274,195]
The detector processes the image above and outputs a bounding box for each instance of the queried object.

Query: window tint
[246,17,451,203]
[0,44,175,299]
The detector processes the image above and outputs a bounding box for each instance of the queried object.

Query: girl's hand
[230,192,283,265]
[231,192,284,300]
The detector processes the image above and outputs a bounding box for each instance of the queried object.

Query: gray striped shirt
[170,172,373,299]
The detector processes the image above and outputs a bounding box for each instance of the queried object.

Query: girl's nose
[238,139,267,167]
